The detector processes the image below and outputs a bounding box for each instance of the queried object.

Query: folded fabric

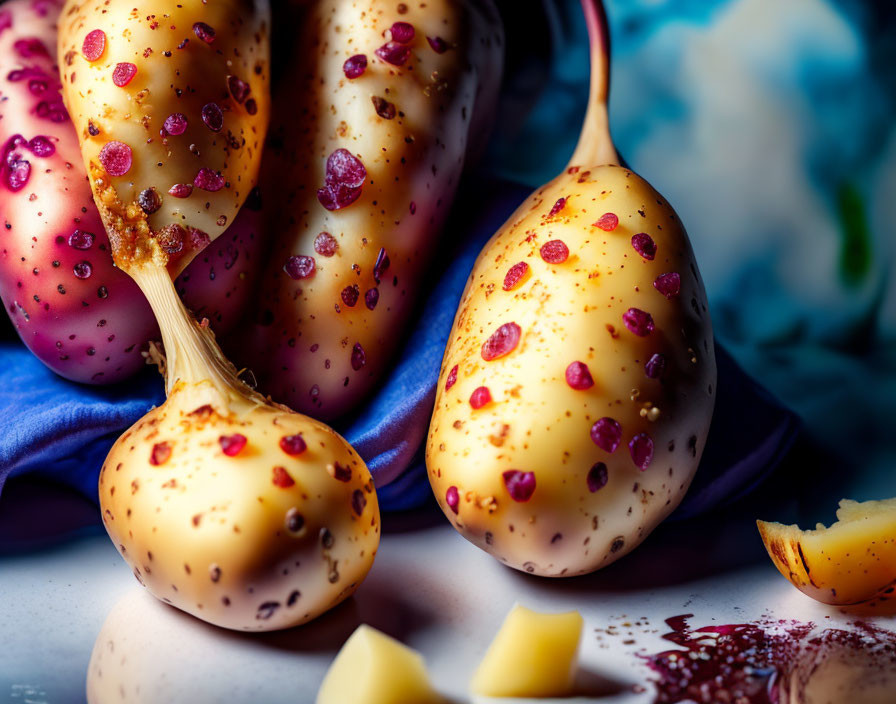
[0,179,800,534]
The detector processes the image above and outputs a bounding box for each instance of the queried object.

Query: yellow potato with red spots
[238,0,503,420]
[426,0,715,576]
[58,0,270,274]
[100,266,380,632]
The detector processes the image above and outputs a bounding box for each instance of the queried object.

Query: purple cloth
[0,180,799,541]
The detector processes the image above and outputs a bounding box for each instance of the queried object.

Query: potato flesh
[470,605,583,698]
[427,165,716,576]
[758,497,896,605]
[316,625,441,704]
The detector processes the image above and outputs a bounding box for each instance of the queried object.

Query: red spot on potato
[193,22,216,43]
[482,322,521,361]
[150,442,171,466]
[351,342,366,370]
[219,434,247,457]
[332,462,351,482]
[632,233,657,260]
[390,21,415,43]
[227,75,250,104]
[99,141,132,176]
[372,96,396,119]
[193,168,225,192]
[365,288,379,310]
[540,239,569,264]
[629,433,654,470]
[623,308,655,337]
[284,255,315,280]
[503,261,529,291]
[341,284,360,307]
[351,489,367,516]
[168,183,193,198]
[548,197,566,217]
[313,232,337,257]
[595,212,619,231]
[654,272,681,299]
[645,353,667,379]
[445,364,458,391]
[112,62,137,87]
[82,29,105,62]
[343,54,367,79]
[373,247,390,282]
[445,486,459,514]
[318,149,367,211]
[591,417,622,453]
[503,470,536,502]
[279,434,307,456]
[201,102,224,132]
[565,361,594,390]
[68,230,95,250]
[375,41,411,66]
[427,36,449,53]
[469,386,492,409]
[73,261,92,279]
[587,462,609,492]
[272,466,295,488]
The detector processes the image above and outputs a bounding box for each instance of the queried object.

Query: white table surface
[2,472,893,704]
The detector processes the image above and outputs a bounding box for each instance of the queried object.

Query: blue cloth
[0,178,799,523]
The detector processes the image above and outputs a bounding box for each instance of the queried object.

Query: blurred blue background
[489,0,895,503]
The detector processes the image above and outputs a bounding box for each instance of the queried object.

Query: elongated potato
[238,0,503,420]
[426,0,715,576]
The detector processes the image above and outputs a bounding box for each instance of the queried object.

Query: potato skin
[238,0,503,420]
[427,165,715,576]
[100,381,380,631]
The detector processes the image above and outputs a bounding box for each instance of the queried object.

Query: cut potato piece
[316,625,442,704]
[470,605,583,698]
[757,498,896,605]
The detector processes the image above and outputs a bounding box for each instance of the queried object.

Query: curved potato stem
[568,0,619,169]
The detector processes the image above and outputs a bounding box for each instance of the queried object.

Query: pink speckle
[4,156,30,191]
[565,361,594,390]
[351,342,366,370]
[227,75,250,104]
[445,364,458,391]
[654,272,681,299]
[68,230,95,250]
[168,183,193,198]
[317,148,367,211]
[201,103,223,132]
[375,41,411,66]
[314,232,337,257]
[503,470,536,502]
[188,228,209,250]
[632,232,657,260]
[594,212,618,231]
[548,197,566,217]
[409,201,416,214]
[469,386,491,409]
[279,434,306,456]
[373,247,390,282]
[284,255,315,280]
[219,433,247,457]
[194,168,225,192]
[365,288,379,310]
[503,261,529,291]
[150,442,171,466]
[73,261,92,279]
[99,141,132,176]
[481,322,521,361]
[623,308,655,337]
[645,353,666,379]
[629,433,654,470]
[427,36,448,53]
[27,136,54,157]
[14,38,48,58]
[341,285,360,308]
[163,113,188,135]
[245,99,257,115]
[82,29,105,62]
[591,417,622,453]
[0,11,11,37]
[112,62,137,87]
[390,21,415,43]
[540,239,569,264]
[272,466,295,488]
[445,486,459,514]
[343,54,367,79]
[193,22,215,43]
[587,462,608,492]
